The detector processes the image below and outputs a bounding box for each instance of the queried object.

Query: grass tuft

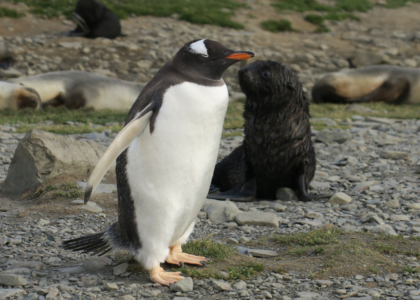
[0,7,25,18]
[183,239,235,262]
[261,19,294,32]
[4,0,245,28]
[304,14,324,25]
[274,228,343,246]
[227,262,264,280]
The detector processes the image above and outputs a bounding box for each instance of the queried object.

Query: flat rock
[233,281,247,290]
[59,42,82,49]
[315,280,333,286]
[8,261,44,270]
[84,257,112,271]
[276,188,299,201]
[104,282,118,291]
[0,274,27,286]
[0,289,25,299]
[247,249,279,258]
[310,181,331,189]
[360,213,384,224]
[352,181,378,192]
[407,203,420,210]
[202,199,240,224]
[211,280,231,291]
[235,211,279,228]
[315,129,351,144]
[390,214,410,221]
[370,224,397,235]
[270,203,287,212]
[170,277,193,292]
[2,130,107,194]
[113,263,129,276]
[379,151,408,160]
[329,192,351,205]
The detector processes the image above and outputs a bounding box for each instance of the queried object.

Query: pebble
[212,280,231,291]
[235,211,279,227]
[170,277,194,292]
[329,192,352,205]
[0,274,27,286]
[247,249,279,257]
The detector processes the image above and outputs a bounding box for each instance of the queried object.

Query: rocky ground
[1,1,420,299]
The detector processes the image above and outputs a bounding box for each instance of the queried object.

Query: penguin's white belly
[126,82,228,267]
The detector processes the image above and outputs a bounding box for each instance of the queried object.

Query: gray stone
[235,211,279,227]
[350,50,388,67]
[390,215,410,221]
[0,289,25,299]
[202,199,240,224]
[173,298,193,300]
[305,211,323,219]
[270,203,287,212]
[385,273,398,281]
[384,199,400,208]
[247,249,279,258]
[407,203,420,210]
[352,181,378,192]
[59,42,82,49]
[329,192,352,205]
[46,288,60,300]
[170,277,193,292]
[345,105,378,113]
[0,68,22,78]
[379,151,409,160]
[3,130,108,194]
[315,129,351,144]
[113,263,129,276]
[370,224,397,235]
[211,280,231,291]
[315,280,333,286]
[310,181,331,189]
[233,280,247,290]
[84,257,112,272]
[276,188,299,201]
[104,282,118,290]
[360,213,384,224]
[0,274,27,286]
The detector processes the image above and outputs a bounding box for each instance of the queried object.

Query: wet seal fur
[209,60,325,201]
[8,71,145,110]
[0,81,41,110]
[312,65,420,104]
[67,0,121,39]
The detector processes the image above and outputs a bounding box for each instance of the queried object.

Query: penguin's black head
[172,39,254,81]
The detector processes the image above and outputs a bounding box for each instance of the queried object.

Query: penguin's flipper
[84,103,154,203]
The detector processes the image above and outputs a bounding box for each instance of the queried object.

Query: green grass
[227,262,264,280]
[401,266,419,274]
[0,7,25,18]
[272,0,372,13]
[304,14,324,25]
[182,239,235,262]
[4,0,245,28]
[261,19,295,32]
[314,25,330,33]
[385,0,420,8]
[274,228,343,246]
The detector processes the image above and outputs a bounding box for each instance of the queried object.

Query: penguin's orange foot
[165,244,207,266]
[149,266,184,286]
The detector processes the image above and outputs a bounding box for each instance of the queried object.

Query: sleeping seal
[8,71,144,110]
[62,39,254,285]
[312,65,420,104]
[209,60,325,202]
[0,81,41,110]
[67,0,121,39]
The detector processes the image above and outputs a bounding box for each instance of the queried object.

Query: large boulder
[2,130,107,195]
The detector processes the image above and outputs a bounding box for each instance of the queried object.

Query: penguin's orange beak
[225,51,254,60]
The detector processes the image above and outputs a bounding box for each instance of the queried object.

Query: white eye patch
[188,39,208,57]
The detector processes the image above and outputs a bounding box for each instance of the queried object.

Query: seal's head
[238,60,306,110]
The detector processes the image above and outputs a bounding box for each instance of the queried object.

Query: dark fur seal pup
[8,71,144,110]
[312,65,420,104]
[62,39,254,285]
[209,60,324,202]
[67,0,121,39]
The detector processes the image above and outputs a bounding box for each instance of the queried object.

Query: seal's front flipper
[84,103,154,203]
[207,178,256,201]
[296,174,331,202]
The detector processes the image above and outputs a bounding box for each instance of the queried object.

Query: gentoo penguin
[8,71,145,110]
[62,39,254,285]
[312,65,420,104]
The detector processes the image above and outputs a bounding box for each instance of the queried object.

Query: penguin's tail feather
[62,231,112,256]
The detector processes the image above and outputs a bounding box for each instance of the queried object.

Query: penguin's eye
[261,70,271,79]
